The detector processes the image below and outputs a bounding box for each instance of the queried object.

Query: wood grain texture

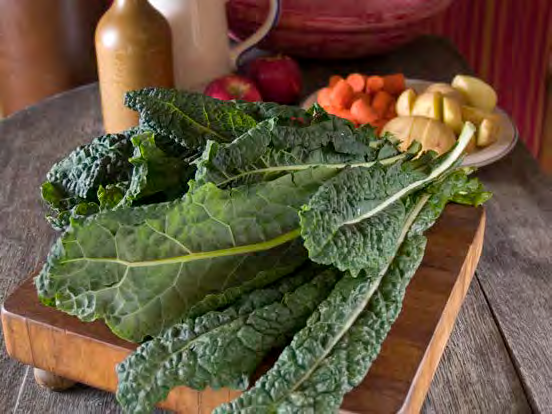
[2,205,484,413]
[423,279,531,413]
[0,85,113,412]
[0,36,538,413]
[477,144,552,413]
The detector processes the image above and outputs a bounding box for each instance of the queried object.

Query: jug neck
[114,0,151,10]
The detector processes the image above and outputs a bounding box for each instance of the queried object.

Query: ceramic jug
[149,0,280,91]
[96,0,174,133]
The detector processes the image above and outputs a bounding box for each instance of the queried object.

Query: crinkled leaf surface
[214,193,431,414]
[290,236,426,413]
[194,118,405,188]
[116,264,340,414]
[36,168,337,342]
[234,101,312,124]
[125,88,257,149]
[98,184,127,210]
[42,127,199,229]
[120,131,194,206]
[216,165,485,414]
[41,131,135,228]
[44,131,134,201]
[300,124,475,276]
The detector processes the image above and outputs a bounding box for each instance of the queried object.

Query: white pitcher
[149,0,280,91]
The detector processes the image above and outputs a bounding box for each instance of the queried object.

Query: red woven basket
[227,0,453,58]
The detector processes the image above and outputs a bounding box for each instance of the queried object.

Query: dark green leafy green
[116,264,340,414]
[234,100,312,124]
[215,193,430,414]
[216,165,482,413]
[42,127,199,230]
[36,167,337,342]
[41,182,87,230]
[125,88,257,149]
[120,131,194,206]
[43,199,101,231]
[98,184,127,210]
[299,124,475,276]
[445,171,492,207]
[36,86,490,414]
[41,132,135,229]
[44,132,134,201]
[193,117,408,188]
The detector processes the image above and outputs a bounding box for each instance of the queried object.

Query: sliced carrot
[351,91,369,103]
[366,76,385,94]
[326,106,356,123]
[372,90,394,117]
[329,75,344,88]
[338,109,357,123]
[346,73,366,93]
[385,101,397,119]
[317,87,332,108]
[330,79,354,109]
[382,73,406,95]
[350,98,378,125]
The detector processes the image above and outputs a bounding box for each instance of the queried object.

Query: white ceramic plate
[302,79,518,168]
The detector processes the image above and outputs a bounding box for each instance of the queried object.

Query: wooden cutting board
[1,204,485,414]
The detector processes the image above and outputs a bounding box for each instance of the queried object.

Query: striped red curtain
[425,0,552,157]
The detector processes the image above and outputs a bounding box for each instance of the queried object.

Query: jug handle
[229,0,281,69]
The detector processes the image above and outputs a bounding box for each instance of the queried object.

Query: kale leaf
[194,117,408,188]
[36,167,336,342]
[300,125,476,276]
[42,128,196,230]
[37,87,490,414]
[216,163,483,414]
[119,131,195,206]
[125,88,258,149]
[116,264,340,414]
[41,131,134,229]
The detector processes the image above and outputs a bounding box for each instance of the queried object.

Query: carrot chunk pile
[317,73,405,132]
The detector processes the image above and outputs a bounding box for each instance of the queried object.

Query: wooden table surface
[0,36,550,413]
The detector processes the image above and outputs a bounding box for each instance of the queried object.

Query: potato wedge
[426,83,466,105]
[382,116,415,151]
[452,75,497,112]
[411,92,443,121]
[396,88,417,116]
[442,96,463,135]
[477,117,500,147]
[461,105,500,126]
[382,116,456,155]
[465,135,477,154]
[420,118,456,155]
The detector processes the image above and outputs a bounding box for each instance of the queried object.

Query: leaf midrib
[61,229,301,268]
[217,153,407,187]
[343,122,474,226]
[269,192,432,408]
[163,99,227,142]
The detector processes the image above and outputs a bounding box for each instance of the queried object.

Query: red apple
[204,74,262,102]
[245,55,302,104]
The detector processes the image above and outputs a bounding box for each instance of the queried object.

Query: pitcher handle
[229,0,281,69]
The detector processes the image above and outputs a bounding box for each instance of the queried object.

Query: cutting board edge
[398,208,486,414]
[1,205,486,414]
